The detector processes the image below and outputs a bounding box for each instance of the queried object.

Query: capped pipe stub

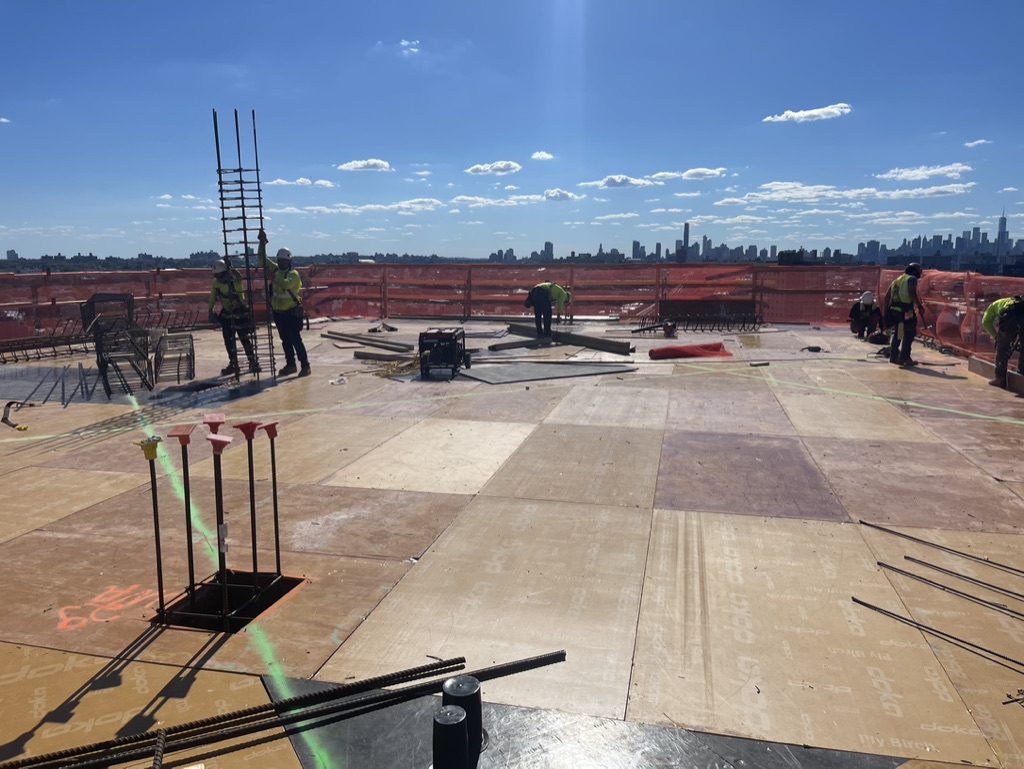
[135,435,162,462]
[203,413,227,434]
[442,676,483,759]
[233,421,262,441]
[432,705,468,769]
[167,424,196,446]
[259,421,280,440]
[206,433,233,456]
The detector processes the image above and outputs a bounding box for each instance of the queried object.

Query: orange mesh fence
[3,265,1024,361]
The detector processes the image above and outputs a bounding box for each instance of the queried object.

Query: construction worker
[257,229,310,378]
[523,281,571,337]
[208,261,259,376]
[982,295,1024,388]
[849,290,884,339]
[882,263,926,366]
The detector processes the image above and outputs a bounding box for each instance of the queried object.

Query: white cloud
[314,180,335,188]
[648,167,727,182]
[504,185,519,191]
[450,195,518,208]
[650,207,687,214]
[268,177,334,187]
[544,188,586,202]
[874,162,972,181]
[593,212,639,220]
[448,208,461,214]
[728,180,975,205]
[509,194,545,203]
[411,170,431,178]
[714,197,747,206]
[0,117,10,124]
[531,151,555,161]
[155,203,172,208]
[673,192,702,198]
[459,220,484,225]
[464,160,522,176]
[762,102,852,123]
[358,197,444,214]
[964,138,991,148]
[158,193,173,200]
[578,174,658,189]
[338,158,393,172]
[999,186,1018,193]
[400,39,421,56]
[644,198,660,203]
[592,197,610,203]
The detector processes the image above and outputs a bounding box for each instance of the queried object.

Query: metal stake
[234,421,262,587]
[136,436,165,618]
[168,425,197,604]
[207,433,233,630]
[260,421,282,575]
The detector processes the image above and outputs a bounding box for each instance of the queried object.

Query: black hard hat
[906,262,922,277]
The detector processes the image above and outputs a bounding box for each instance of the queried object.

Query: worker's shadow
[901,366,968,380]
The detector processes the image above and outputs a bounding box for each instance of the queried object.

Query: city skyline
[2,2,1023,262]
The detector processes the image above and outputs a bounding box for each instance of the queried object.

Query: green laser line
[127,395,334,769]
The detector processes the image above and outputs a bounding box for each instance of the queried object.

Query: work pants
[273,310,308,367]
[220,313,256,365]
[850,316,878,339]
[888,307,916,363]
[994,315,1024,382]
[528,287,553,336]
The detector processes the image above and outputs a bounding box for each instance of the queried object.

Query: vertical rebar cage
[212,109,276,381]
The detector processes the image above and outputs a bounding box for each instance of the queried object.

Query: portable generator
[418,327,471,380]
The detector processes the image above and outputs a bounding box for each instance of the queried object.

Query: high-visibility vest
[209,273,247,314]
[270,268,302,312]
[888,274,913,305]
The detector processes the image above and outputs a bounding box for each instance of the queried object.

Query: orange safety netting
[1,264,1022,361]
[649,342,732,360]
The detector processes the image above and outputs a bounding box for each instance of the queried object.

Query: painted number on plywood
[56,585,159,631]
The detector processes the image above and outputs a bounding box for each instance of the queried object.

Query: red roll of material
[649,342,732,360]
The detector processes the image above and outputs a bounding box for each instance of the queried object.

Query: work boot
[989,377,1007,388]
[297,364,311,378]
[278,363,297,377]
[899,358,917,367]
[221,362,239,376]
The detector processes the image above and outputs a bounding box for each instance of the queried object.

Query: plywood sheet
[544,384,669,429]
[317,496,651,719]
[655,431,846,521]
[859,525,1024,768]
[339,378,479,418]
[666,384,795,435]
[772,390,938,442]
[460,362,636,385]
[910,417,1024,482]
[627,512,997,764]
[0,467,147,544]
[188,412,418,485]
[326,418,535,494]
[431,383,572,423]
[0,642,302,768]
[481,424,662,508]
[802,438,1024,534]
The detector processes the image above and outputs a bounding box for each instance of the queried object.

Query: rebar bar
[877,561,1024,622]
[904,555,1024,602]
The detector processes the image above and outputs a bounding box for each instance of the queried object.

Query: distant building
[543,241,553,261]
[631,240,641,260]
[6,249,18,261]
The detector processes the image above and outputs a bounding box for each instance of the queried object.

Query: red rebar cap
[167,424,196,446]
[259,421,279,440]
[203,413,227,434]
[233,421,262,440]
[206,433,233,456]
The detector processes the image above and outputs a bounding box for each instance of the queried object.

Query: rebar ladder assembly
[212,108,276,382]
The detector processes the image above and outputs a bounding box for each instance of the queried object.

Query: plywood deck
[2,320,1023,767]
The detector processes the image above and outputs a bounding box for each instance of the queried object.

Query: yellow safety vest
[888,274,913,305]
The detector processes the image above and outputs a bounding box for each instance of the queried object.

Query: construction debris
[321,330,415,352]
[506,323,633,356]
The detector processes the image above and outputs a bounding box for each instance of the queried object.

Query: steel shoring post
[260,422,281,575]
[136,437,166,618]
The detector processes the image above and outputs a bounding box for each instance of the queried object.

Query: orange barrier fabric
[649,342,732,360]
[1,264,1022,362]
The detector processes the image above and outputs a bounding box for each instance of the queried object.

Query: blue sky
[2,0,1023,260]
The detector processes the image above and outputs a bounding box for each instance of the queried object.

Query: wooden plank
[353,349,413,362]
[507,323,634,356]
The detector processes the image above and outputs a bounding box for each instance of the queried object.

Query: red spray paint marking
[56,585,159,631]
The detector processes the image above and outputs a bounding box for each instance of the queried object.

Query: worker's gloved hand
[258,229,268,244]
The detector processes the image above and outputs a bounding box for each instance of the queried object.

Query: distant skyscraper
[683,222,690,250]
[972,226,981,246]
[770,245,777,260]
[5,249,18,261]
[631,240,641,260]
[543,241,553,261]
[997,210,1009,262]
[655,242,662,260]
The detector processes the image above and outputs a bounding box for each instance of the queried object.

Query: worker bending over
[524,281,572,337]
[209,261,259,376]
[982,295,1024,388]
[849,291,883,340]
[258,229,310,378]
[883,263,926,366]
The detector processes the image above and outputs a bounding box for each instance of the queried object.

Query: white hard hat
[276,247,292,260]
[860,291,874,304]
[212,262,228,274]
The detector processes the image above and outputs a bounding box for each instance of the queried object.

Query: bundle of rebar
[1,650,566,769]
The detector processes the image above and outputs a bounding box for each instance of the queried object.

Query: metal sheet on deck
[656,431,846,520]
[481,424,662,508]
[627,511,997,765]
[316,496,651,719]
[459,362,636,385]
[326,418,535,494]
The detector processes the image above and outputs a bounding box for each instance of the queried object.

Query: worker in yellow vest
[882,263,926,366]
[257,229,310,378]
[982,295,1024,388]
[524,281,571,337]
[208,261,259,376]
